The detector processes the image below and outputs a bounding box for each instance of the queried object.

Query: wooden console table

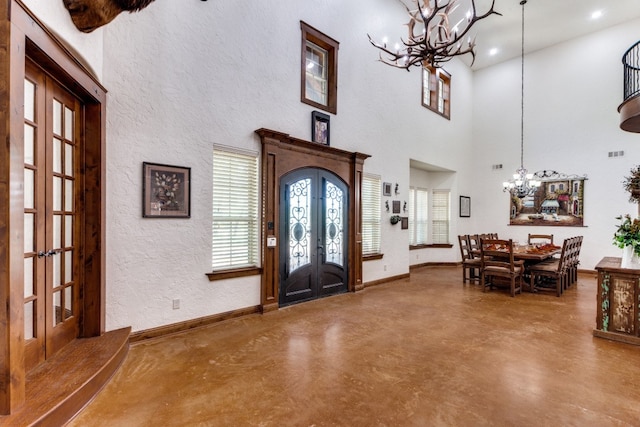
[594,257,640,345]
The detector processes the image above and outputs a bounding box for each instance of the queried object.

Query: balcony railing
[623,41,640,102]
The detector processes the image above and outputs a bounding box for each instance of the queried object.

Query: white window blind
[212,148,259,270]
[432,189,450,244]
[361,175,381,255]
[409,187,429,245]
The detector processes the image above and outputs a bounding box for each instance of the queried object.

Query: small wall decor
[460,196,470,218]
[395,183,399,195]
[311,110,330,145]
[383,182,392,196]
[385,200,390,212]
[390,215,401,225]
[403,201,407,212]
[143,162,191,218]
[401,217,409,229]
[392,200,401,214]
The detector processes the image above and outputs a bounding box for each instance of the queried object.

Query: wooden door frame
[0,0,107,414]
[256,128,369,313]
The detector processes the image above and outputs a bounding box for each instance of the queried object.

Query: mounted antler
[63,0,207,33]
[368,0,501,70]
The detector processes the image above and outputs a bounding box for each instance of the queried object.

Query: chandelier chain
[520,0,525,169]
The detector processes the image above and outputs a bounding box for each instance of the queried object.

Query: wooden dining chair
[528,233,554,246]
[458,235,481,284]
[480,238,524,297]
[528,237,571,297]
[468,234,481,258]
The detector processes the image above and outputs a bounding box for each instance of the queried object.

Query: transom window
[301,21,339,114]
[422,65,451,119]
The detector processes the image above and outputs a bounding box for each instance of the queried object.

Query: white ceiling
[463,0,640,70]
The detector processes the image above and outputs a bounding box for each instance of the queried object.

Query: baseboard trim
[410,262,459,270]
[129,305,261,343]
[364,273,410,288]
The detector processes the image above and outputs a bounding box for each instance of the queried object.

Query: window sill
[363,253,384,261]
[410,244,453,250]
[206,267,262,281]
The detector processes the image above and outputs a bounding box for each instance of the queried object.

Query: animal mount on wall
[63,0,207,33]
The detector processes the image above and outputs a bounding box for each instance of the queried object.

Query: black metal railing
[623,41,640,102]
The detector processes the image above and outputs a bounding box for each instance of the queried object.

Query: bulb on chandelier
[503,167,541,198]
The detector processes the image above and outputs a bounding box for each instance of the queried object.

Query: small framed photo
[383,182,392,197]
[143,162,191,218]
[401,217,409,230]
[460,196,470,218]
[311,110,330,145]
[392,200,401,214]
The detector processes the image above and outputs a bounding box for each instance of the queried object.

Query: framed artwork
[460,196,470,217]
[508,170,587,227]
[311,110,330,145]
[392,200,401,214]
[383,182,392,196]
[143,162,191,218]
[401,217,409,230]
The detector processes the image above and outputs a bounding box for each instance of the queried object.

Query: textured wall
[22,0,104,79]
[96,0,477,331]
[471,18,640,270]
[24,1,639,333]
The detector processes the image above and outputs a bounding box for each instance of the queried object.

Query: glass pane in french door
[23,75,39,348]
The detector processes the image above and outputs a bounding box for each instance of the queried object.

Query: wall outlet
[384,265,387,271]
[172,299,180,310]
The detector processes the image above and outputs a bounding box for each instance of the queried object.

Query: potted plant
[613,214,640,268]
[622,165,640,203]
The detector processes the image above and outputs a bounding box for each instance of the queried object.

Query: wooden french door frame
[0,1,107,414]
[256,128,369,313]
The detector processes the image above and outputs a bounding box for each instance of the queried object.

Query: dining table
[511,244,561,262]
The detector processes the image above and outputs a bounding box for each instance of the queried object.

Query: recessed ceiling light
[591,10,603,20]
[489,48,499,56]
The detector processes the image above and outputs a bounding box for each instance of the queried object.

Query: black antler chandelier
[368,0,501,70]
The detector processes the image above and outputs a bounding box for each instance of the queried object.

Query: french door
[279,168,348,306]
[23,60,81,370]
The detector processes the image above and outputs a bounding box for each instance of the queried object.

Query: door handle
[37,249,61,258]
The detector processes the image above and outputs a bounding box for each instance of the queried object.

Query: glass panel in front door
[287,178,311,274]
[324,180,344,267]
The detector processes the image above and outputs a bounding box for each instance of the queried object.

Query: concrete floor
[69,266,640,426]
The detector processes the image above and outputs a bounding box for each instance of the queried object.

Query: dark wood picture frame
[392,200,401,214]
[143,162,191,218]
[401,217,409,230]
[311,110,330,145]
[383,182,392,196]
[460,196,470,218]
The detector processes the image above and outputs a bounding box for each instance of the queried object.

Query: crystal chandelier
[368,0,501,69]
[503,0,540,198]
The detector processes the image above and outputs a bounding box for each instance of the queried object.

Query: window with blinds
[409,187,429,245]
[212,147,259,270]
[362,174,381,255]
[432,189,450,244]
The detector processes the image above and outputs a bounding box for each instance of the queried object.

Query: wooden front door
[279,168,348,306]
[23,60,81,371]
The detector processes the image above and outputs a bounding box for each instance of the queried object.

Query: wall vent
[608,150,625,158]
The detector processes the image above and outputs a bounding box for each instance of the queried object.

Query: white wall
[472,18,640,270]
[25,1,639,333]
[98,0,476,331]
[22,0,103,79]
